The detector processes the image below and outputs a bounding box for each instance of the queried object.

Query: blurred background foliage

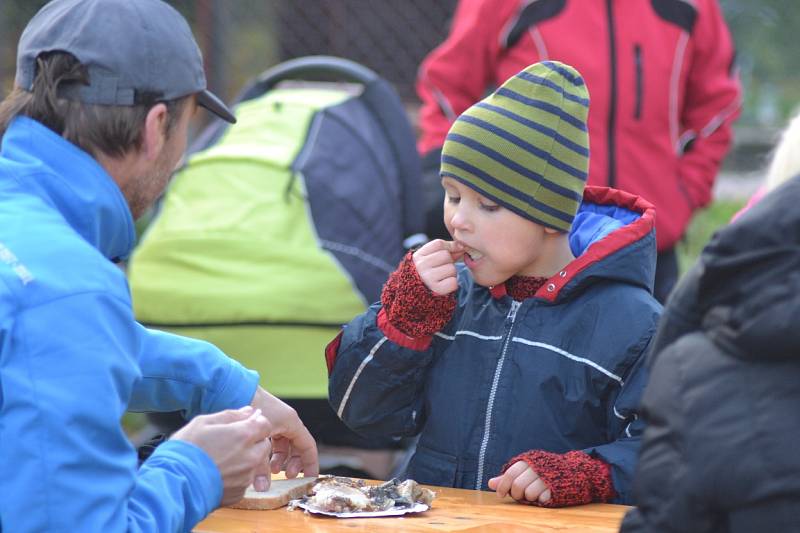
[0,0,789,270]
[725,0,800,125]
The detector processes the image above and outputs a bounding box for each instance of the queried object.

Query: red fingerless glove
[503,450,616,507]
[380,251,456,339]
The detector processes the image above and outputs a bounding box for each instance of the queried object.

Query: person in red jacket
[417,0,742,303]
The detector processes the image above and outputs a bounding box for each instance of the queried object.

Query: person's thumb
[228,408,272,443]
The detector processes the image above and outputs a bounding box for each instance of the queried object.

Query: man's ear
[141,103,169,161]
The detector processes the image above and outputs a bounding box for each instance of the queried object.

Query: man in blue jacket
[0,1,318,532]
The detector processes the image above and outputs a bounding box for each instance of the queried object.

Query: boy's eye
[446,195,461,204]
[480,202,500,212]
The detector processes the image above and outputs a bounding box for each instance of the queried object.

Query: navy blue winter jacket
[328,187,661,504]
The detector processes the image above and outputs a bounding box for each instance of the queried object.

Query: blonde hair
[764,110,800,192]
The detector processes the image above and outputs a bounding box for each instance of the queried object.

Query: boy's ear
[543,226,562,235]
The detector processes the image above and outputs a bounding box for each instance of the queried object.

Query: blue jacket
[0,117,259,532]
[328,187,661,503]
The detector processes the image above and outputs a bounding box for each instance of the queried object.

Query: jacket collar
[491,186,657,302]
[1,117,136,261]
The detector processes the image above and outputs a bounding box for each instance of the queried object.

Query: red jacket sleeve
[415,0,521,154]
[677,0,742,209]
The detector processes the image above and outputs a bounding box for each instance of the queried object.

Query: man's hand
[250,387,319,484]
[488,461,552,504]
[412,239,464,295]
[171,405,272,506]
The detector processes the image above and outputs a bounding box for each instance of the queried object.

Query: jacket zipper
[606,0,618,188]
[475,299,521,490]
[634,44,643,120]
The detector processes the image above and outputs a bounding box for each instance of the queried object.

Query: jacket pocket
[634,44,643,120]
[405,443,458,487]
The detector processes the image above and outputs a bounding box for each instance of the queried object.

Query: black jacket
[621,175,800,532]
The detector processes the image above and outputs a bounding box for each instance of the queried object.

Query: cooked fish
[295,476,436,514]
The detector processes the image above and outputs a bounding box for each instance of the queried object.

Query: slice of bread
[227,477,318,510]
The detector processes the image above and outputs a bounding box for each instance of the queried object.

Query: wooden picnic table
[195,480,629,532]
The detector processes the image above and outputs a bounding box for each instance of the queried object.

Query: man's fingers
[283,454,303,479]
[195,405,254,426]
[248,410,272,443]
[247,388,319,476]
[270,454,286,475]
[269,439,319,478]
[279,426,319,477]
[252,438,273,491]
[299,446,320,477]
[227,408,272,444]
[270,436,288,474]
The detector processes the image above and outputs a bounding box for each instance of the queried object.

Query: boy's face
[442,177,549,286]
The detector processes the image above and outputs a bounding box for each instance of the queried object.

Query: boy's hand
[488,460,552,504]
[412,239,465,295]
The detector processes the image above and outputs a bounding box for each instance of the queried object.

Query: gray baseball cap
[15,0,236,123]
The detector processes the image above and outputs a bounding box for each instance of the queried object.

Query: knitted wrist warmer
[380,251,456,338]
[503,450,616,507]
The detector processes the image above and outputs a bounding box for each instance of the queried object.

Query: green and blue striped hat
[440,61,590,232]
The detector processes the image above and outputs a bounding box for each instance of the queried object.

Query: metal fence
[1,0,458,112]
[1,0,794,153]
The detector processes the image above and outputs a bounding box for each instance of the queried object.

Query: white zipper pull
[507,300,521,321]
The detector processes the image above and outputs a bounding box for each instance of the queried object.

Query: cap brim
[197,89,236,124]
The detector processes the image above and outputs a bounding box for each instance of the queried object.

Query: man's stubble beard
[126,144,179,221]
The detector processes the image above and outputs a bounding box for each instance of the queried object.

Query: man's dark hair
[0,52,188,159]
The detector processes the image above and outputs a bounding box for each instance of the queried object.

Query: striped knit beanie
[440,61,590,232]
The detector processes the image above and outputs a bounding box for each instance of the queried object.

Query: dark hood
[652,174,800,361]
